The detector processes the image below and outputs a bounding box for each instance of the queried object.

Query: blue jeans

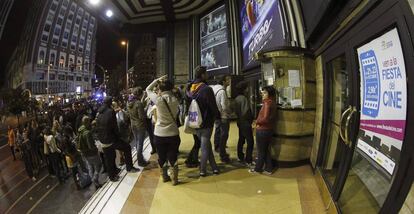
[85,155,103,185]
[254,130,274,172]
[196,128,218,173]
[131,127,147,163]
[214,119,230,159]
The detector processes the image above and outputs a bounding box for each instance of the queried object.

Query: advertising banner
[200,5,229,73]
[356,28,407,176]
[239,0,285,69]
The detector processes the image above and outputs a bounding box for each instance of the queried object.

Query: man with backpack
[77,116,102,188]
[211,75,232,163]
[187,66,220,177]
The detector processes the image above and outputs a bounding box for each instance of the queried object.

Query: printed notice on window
[288,70,300,87]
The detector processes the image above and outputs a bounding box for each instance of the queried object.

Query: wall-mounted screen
[239,0,285,69]
[200,4,229,74]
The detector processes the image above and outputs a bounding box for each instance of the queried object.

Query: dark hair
[219,75,230,85]
[159,80,174,92]
[194,66,207,79]
[133,87,143,97]
[262,86,276,97]
[236,82,248,95]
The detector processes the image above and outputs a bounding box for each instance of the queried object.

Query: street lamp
[46,64,53,103]
[121,40,129,90]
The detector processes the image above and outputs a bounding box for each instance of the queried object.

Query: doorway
[316,1,414,213]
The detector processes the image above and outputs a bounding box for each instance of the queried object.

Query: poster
[200,5,229,73]
[239,0,285,69]
[356,28,407,175]
[288,70,300,87]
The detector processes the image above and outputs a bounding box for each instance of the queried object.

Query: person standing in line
[249,86,277,175]
[211,75,232,163]
[77,116,103,188]
[127,88,149,167]
[21,131,36,181]
[96,96,139,182]
[7,126,16,161]
[234,83,255,166]
[43,126,65,183]
[146,76,181,185]
[187,66,220,177]
[143,92,156,154]
[113,101,130,166]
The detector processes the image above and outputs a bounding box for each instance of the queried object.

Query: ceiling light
[105,9,113,18]
[89,0,100,5]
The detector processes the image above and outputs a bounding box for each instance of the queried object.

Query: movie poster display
[200,5,229,73]
[356,28,407,176]
[239,0,285,69]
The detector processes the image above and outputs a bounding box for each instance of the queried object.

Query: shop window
[44,24,51,32]
[38,50,45,64]
[41,34,48,42]
[63,31,69,39]
[57,17,63,25]
[54,27,61,36]
[50,53,56,65]
[36,72,45,80]
[51,3,58,12]
[52,38,58,45]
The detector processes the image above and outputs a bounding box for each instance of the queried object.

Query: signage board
[200,5,229,74]
[357,28,407,176]
[238,0,285,69]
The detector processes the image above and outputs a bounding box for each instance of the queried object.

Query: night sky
[0,0,125,88]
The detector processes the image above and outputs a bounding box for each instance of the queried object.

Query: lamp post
[121,40,129,90]
[47,64,52,103]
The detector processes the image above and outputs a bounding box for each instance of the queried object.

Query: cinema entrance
[313,0,414,213]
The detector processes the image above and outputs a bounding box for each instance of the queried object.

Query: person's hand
[158,75,168,82]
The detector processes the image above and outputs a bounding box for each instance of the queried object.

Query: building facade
[5,0,97,97]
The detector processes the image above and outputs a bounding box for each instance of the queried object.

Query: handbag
[161,97,182,127]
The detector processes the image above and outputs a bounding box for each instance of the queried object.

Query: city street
[0,120,96,214]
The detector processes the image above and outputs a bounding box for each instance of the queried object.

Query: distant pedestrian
[7,126,16,161]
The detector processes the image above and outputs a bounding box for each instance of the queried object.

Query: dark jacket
[127,100,146,130]
[234,94,253,124]
[256,98,277,131]
[96,104,120,145]
[187,79,220,129]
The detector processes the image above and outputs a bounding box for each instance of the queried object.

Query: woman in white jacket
[146,76,181,185]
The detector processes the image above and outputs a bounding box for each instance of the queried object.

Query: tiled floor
[121,123,326,214]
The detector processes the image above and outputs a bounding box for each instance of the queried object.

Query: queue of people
[6,65,278,189]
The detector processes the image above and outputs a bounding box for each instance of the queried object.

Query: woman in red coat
[250,86,277,174]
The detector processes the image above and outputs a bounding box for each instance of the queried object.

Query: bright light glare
[121,41,126,46]
[105,10,113,18]
[89,0,100,5]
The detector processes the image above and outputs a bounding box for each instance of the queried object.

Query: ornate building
[131,33,157,87]
[5,0,97,97]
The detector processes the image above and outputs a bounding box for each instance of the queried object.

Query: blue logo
[360,50,380,118]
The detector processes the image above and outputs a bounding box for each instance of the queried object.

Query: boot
[160,163,171,183]
[169,164,179,186]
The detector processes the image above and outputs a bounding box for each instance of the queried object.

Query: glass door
[320,54,355,190]
[337,28,408,213]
